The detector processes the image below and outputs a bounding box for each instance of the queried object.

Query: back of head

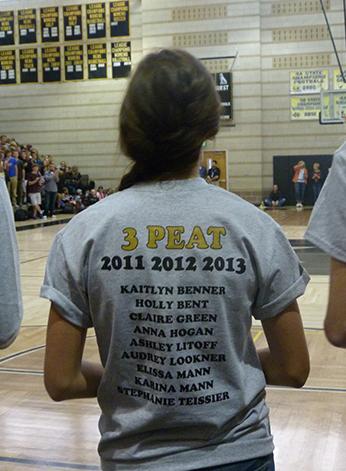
[118,49,221,191]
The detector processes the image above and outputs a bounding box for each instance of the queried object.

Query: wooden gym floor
[1,208,346,471]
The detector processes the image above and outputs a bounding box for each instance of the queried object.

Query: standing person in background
[16,152,25,207]
[57,162,67,194]
[305,142,346,347]
[31,149,43,172]
[6,149,18,208]
[41,49,310,471]
[311,162,322,204]
[21,149,30,204]
[44,163,59,218]
[292,160,308,208]
[0,173,23,348]
[27,164,44,219]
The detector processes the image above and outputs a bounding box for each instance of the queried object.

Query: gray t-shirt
[41,178,309,471]
[0,176,23,347]
[305,141,346,262]
[44,170,58,192]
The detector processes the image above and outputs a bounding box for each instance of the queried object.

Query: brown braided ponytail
[118,49,221,191]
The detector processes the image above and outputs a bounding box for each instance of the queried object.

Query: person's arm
[324,258,346,347]
[27,175,39,186]
[0,179,23,348]
[258,301,310,388]
[44,303,104,401]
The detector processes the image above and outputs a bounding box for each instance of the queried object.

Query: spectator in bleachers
[96,186,106,200]
[57,187,73,212]
[84,188,99,207]
[16,152,25,207]
[74,189,85,212]
[1,133,110,218]
[57,164,66,193]
[64,165,82,195]
[43,163,59,218]
[6,149,18,207]
[27,164,44,219]
[31,149,43,171]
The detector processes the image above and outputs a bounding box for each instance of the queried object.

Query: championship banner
[86,3,106,39]
[0,49,16,84]
[18,9,37,44]
[290,69,328,94]
[19,48,38,83]
[41,7,59,42]
[290,95,320,120]
[333,69,346,90]
[214,72,232,120]
[112,41,131,78]
[334,93,346,118]
[65,44,84,81]
[0,11,14,46]
[42,46,61,82]
[110,1,130,37]
[63,5,83,41]
[87,43,107,79]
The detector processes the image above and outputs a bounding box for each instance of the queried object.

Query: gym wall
[0,0,345,200]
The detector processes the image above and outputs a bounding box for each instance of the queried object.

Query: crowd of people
[0,134,112,219]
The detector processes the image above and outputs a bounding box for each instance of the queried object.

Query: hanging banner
[214,72,232,120]
[65,44,84,81]
[334,93,346,118]
[87,43,107,79]
[0,49,16,84]
[63,5,83,41]
[110,1,130,37]
[41,7,59,42]
[86,3,106,39]
[333,69,346,90]
[290,69,328,94]
[42,46,61,82]
[290,95,320,120]
[18,9,37,44]
[19,48,38,83]
[112,41,131,78]
[0,11,14,46]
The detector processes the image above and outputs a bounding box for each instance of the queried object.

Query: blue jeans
[197,454,275,471]
[45,191,57,216]
[264,198,286,207]
[312,181,322,203]
[294,182,306,204]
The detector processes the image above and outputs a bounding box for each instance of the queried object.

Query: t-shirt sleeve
[253,223,310,320]
[40,231,93,328]
[0,179,23,347]
[305,145,346,263]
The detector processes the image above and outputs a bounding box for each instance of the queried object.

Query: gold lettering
[185,226,209,249]
[147,226,165,249]
[166,226,185,249]
[207,226,227,249]
[121,227,138,251]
